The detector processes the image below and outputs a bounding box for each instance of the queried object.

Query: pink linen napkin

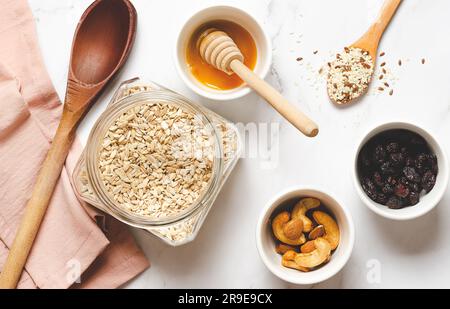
[0,0,149,289]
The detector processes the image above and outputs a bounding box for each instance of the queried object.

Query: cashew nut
[276,243,297,255]
[283,219,304,240]
[282,251,310,272]
[294,238,332,269]
[312,211,340,250]
[272,212,306,246]
[308,225,325,240]
[300,241,316,253]
[292,198,321,233]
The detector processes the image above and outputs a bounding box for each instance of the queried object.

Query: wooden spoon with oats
[327,0,402,105]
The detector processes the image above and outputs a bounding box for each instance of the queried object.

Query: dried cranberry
[373,145,387,164]
[408,182,420,193]
[382,183,394,195]
[422,171,437,193]
[362,178,378,201]
[395,183,410,198]
[405,156,415,167]
[373,172,384,187]
[380,161,395,175]
[403,167,421,183]
[363,177,376,190]
[399,177,410,187]
[415,153,430,173]
[376,193,389,205]
[389,152,405,166]
[386,176,397,186]
[386,142,400,154]
[387,197,403,209]
[409,191,420,206]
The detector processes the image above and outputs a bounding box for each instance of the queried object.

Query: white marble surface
[28,0,450,289]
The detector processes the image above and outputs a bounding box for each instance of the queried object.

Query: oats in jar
[98,102,215,219]
[327,47,374,105]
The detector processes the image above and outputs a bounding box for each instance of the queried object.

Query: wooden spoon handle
[365,0,402,46]
[230,60,318,137]
[0,112,76,289]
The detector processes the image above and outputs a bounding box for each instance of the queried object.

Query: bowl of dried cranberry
[353,122,448,221]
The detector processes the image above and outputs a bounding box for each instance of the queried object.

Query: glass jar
[72,78,241,246]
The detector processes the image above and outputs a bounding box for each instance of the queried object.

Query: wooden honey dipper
[197,29,319,137]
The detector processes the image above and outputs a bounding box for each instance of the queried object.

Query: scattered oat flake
[378,87,385,91]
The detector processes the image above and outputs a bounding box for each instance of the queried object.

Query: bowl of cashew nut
[256,188,355,285]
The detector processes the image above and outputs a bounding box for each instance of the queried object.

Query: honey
[186,20,257,91]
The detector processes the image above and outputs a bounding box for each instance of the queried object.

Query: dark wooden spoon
[0,0,137,289]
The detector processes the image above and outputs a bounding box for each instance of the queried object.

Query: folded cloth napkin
[0,0,149,288]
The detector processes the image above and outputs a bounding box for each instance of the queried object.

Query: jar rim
[85,90,224,228]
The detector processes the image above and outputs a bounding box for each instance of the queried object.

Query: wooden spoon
[328,0,402,105]
[351,0,402,61]
[197,29,319,138]
[0,0,137,289]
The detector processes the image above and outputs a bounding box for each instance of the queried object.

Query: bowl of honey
[175,5,272,101]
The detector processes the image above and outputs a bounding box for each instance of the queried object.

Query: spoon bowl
[71,0,134,85]
[67,0,137,114]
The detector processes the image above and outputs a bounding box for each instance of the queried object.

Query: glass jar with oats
[72,78,241,246]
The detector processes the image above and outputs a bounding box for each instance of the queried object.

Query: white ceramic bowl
[256,188,355,285]
[353,122,449,221]
[174,5,272,101]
